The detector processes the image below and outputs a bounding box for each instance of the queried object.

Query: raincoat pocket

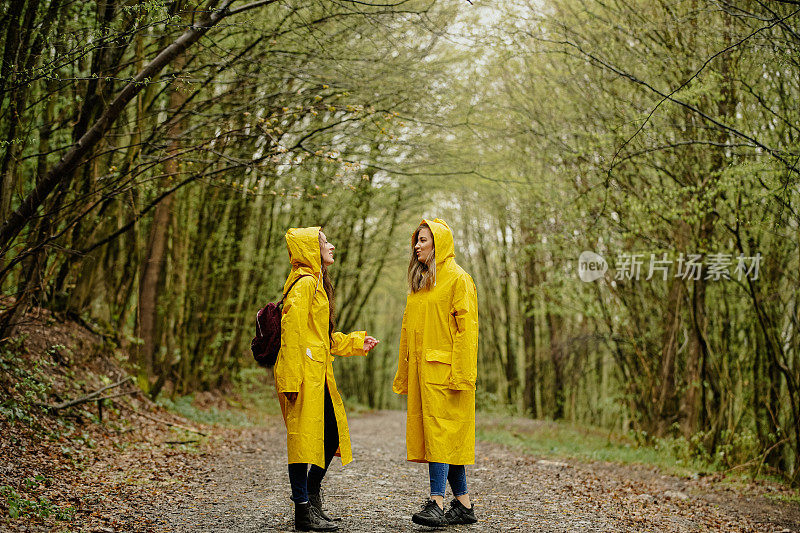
[303,346,326,384]
[424,349,452,385]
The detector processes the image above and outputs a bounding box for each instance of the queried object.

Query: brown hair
[319,231,335,339]
[408,224,436,293]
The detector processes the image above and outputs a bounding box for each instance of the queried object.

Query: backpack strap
[280,274,312,304]
[256,274,313,337]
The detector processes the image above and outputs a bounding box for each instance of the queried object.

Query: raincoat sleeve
[449,274,478,390]
[331,330,366,357]
[392,308,409,394]
[276,277,315,393]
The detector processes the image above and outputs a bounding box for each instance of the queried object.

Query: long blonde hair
[408,224,436,293]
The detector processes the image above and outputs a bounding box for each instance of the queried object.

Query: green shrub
[0,337,55,427]
[158,394,251,427]
[1,482,75,521]
[476,390,519,415]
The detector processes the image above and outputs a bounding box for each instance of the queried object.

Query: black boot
[411,499,447,528]
[294,501,338,532]
[309,489,340,522]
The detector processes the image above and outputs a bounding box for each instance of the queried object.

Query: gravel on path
[118,410,795,533]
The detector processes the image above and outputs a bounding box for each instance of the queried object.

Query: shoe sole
[446,518,478,525]
[411,515,447,528]
[314,510,341,522]
[294,522,339,532]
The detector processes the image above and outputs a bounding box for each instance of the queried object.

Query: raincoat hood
[286,226,322,272]
[284,226,321,293]
[420,218,455,266]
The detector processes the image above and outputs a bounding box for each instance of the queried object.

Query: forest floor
[5,405,800,532]
[2,311,800,532]
[89,409,800,533]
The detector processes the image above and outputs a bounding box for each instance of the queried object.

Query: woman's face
[320,231,335,266]
[414,226,434,263]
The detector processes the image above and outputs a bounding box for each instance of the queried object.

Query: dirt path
[113,410,797,532]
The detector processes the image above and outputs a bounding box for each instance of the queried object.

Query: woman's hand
[364,335,380,353]
[284,391,298,403]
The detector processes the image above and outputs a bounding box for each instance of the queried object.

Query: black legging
[288,382,339,503]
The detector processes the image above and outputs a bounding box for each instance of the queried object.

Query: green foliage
[476,390,521,416]
[0,338,54,428]
[157,394,252,428]
[156,367,286,427]
[1,481,75,521]
[766,491,800,505]
[0,0,460,401]
[234,367,282,418]
[477,419,711,478]
[673,429,762,472]
[430,0,800,485]
[479,419,780,484]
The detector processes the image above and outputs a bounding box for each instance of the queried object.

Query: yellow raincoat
[274,226,367,468]
[392,219,479,465]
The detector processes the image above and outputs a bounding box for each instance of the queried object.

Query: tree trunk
[520,220,538,418]
[136,48,187,396]
[655,278,683,436]
[499,211,518,405]
[547,310,566,420]
[682,261,709,437]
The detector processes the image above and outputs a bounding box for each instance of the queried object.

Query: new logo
[578,251,607,282]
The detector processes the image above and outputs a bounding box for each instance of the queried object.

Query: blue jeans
[288,383,339,503]
[428,462,468,497]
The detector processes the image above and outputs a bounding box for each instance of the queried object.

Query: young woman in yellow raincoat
[392,218,479,527]
[275,226,379,532]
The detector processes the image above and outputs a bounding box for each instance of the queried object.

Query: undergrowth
[476,415,791,486]
[157,366,282,427]
[1,479,75,522]
[0,336,54,431]
[156,365,375,428]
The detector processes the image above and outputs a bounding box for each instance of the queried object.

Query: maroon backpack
[251,276,310,368]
